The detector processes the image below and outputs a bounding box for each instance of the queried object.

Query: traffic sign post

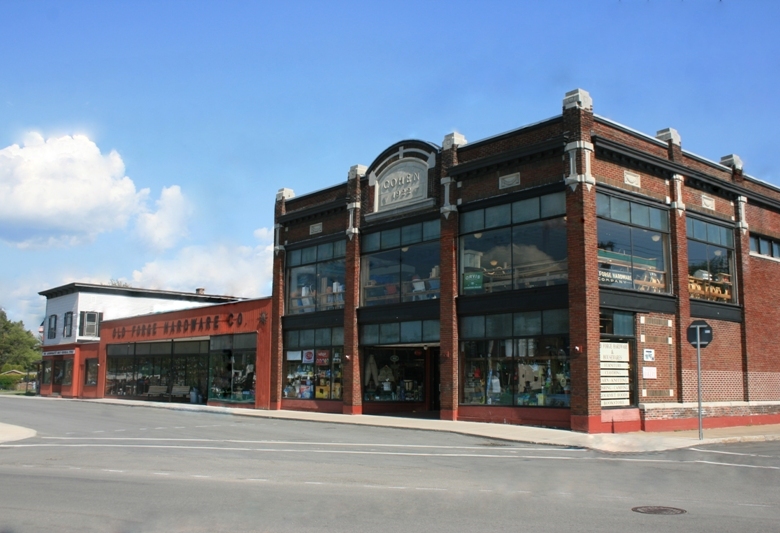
[687,320,712,440]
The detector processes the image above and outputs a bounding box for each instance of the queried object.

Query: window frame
[686,216,736,304]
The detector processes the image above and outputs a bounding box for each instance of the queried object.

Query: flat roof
[38,282,242,303]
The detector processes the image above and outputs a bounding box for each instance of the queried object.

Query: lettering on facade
[375,160,428,211]
[111,313,243,340]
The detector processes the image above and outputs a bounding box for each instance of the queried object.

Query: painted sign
[600,342,632,407]
[376,160,428,211]
[463,272,484,290]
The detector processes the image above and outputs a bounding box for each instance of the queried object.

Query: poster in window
[316,349,330,366]
[286,351,302,361]
[302,349,315,364]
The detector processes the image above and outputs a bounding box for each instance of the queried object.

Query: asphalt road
[1,396,778,533]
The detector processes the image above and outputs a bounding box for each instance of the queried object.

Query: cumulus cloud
[0,132,148,246]
[129,227,275,297]
[0,132,190,250]
[135,185,193,251]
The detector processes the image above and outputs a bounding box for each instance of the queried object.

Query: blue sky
[1,0,779,332]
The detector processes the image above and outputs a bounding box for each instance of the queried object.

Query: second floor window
[287,240,346,314]
[597,193,670,294]
[687,217,735,303]
[63,312,73,338]
[79,311,103,337]
[47,315,57,339]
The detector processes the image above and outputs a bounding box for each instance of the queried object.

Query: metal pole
[696,327,703,440]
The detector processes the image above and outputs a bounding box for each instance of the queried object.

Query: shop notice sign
[600,342,631,407]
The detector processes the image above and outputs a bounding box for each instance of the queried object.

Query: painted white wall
[42,292,216,346]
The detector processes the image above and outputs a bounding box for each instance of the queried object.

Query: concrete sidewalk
[3,395,780,453]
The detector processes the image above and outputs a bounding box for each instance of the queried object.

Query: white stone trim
[563,88,593,110]
[737,195,748,234]
[442,132,467,150]
[640,400,780,410]
[276,188,295,202]
[656,127,681,146]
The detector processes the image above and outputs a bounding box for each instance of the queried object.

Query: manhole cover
[632,506,687,515]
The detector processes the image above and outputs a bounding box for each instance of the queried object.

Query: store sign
[598,268,633,288]
[315,350,330,366]
[463,272,484,290]
[600,342,631,407]
[375,160,428,211]
[43,349,76,356]
[111,312,250,340]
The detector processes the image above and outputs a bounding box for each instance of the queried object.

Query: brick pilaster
[342,165,365,414]
[270,189,294,409]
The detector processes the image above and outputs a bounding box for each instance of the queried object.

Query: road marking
[694,460,780,470]
[103,469,125,473]
[114,429,125,432]
[192,475,210,478]
[690,448,775,458]
[154,427,166,430]
[92,430,105,433]
[245,478,268,482]
[305,481,325,485]
[737,503,773,507]
[415,487,447,491]
[174,427,185,429]
[153,472,170,476]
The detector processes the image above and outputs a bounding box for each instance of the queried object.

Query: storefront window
[460,192,567,295]
[84,359,98,386]
[208,334,257,403]
[283,327,344,400]
[52,360,64,386]
[62,360,73,386]
[687,217,735,303]
[41,360,52,384]
[361,220,441,306]
[460,310,570,407]
[597,193,670,293]
[287,240,346,314]
[362,348,425,402]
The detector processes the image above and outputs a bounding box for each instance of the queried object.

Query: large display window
[597,193,670,293]
[687,217,735,303]
[460,192,567,294]
[361,348,425,402]
[361,220,441,306]
[460,310,570,407]
[84,358,98,386]
[208,334,257,403]
[287,240,346,314]
[283,327,343,400]
[41,360,52,385]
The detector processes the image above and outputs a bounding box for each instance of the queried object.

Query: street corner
[0,422,37,443]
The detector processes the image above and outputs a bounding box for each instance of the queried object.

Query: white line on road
[690,448,775,458]
[92,430,104,433]
[102,469,125,473]
[114,429,125,432]
[192,475,210,478]
[153,472,170,476]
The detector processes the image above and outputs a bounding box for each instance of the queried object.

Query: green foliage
[0,374,23,390]
[0,310,41,369]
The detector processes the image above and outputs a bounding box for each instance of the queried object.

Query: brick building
[270,89,780,433]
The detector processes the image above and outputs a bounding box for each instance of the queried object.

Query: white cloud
[135,185,193,251]
[129,227,275,297]
[0,132,147,246]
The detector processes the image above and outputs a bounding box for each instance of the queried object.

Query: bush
[0,374,23,390]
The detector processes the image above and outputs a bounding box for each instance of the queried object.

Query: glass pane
[288,248,301,267]
[333,240,346,258]
[400,321,422,343]
[631,227,669,292]
[630,203,650,228]
[461,316,485,339]
[773,242,780,258]
[362,232,380,253]
[285,330,299,349]
[649,207,668,231]
[512,218,567,288]
[542,309,569,334]
[686,217,694,238]
[485,204,511,229]
[233,333,256,350]
[317,259,346,311]
[299,329,315,347]
[315,328,332,347]
[379,323,400,344]
[611,197,630,223]
[381,228,401,249]
[760,238,770,255]
[400,241,440,302]
[514,311,542,336]
[422,320,440,342]
[363,348,424,402]
[362,324,379,345]
[749,235,758,252]
[301,246,317,264]
[362,250,401,306]
[460,228,512,295]
[317,242,333,261]
[150,342,172,355]
[693,219,707,241]
[423,219,440,241]
[596,193,610,218]
[461,341,486,405]
[541,192,566,217]
[288,265,317,314]
[485,314,512,338]
[461,210,484,233]
[135,343,151,355]
[721,226,733,248]
[513,197,540,224]
[401,223,422,245]
[613,311,634,336]
[332,327,344,346]
[597,219,633,289]
[174,341,200,354]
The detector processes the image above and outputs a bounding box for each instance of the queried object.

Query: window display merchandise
[283,326,344,400]
[362,348,425,402]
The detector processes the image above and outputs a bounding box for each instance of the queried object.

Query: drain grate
[632,506,687,515]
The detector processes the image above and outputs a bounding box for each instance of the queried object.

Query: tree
[0,310,40,369]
